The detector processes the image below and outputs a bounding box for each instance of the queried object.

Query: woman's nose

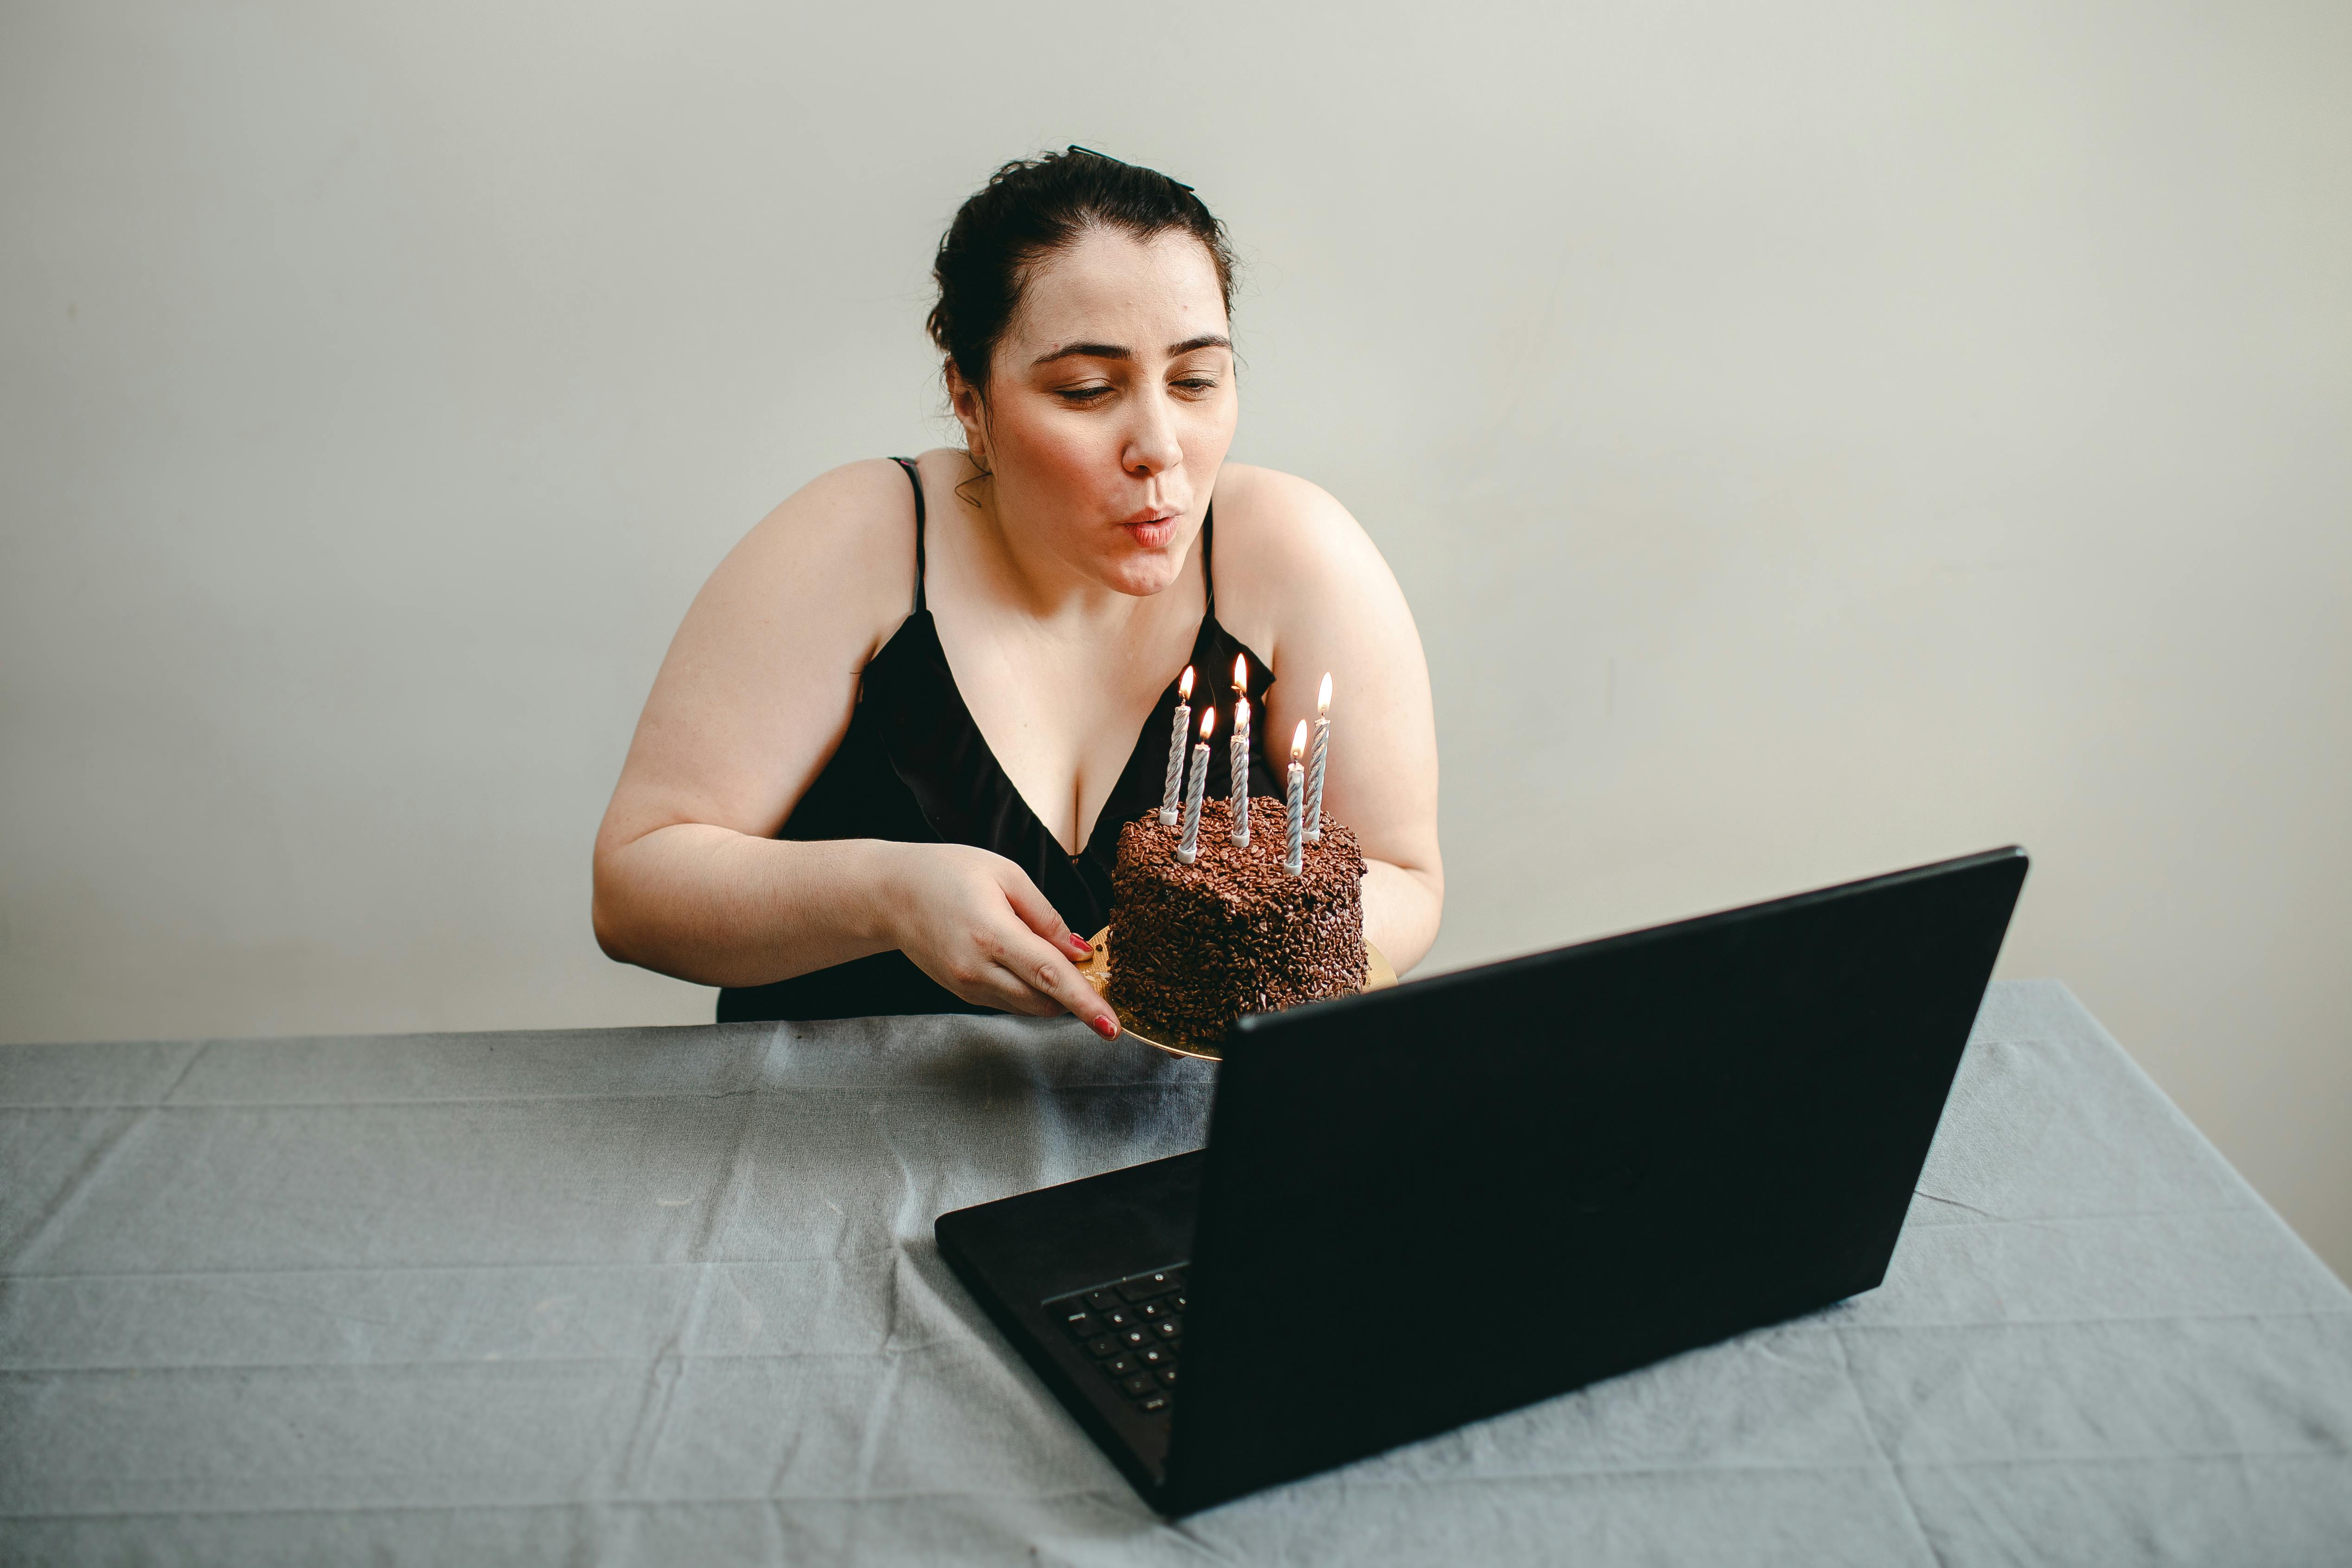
[1123,396,1183,477]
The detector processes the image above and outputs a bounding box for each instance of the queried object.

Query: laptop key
[1086,1289,1121,1313]
[1101,1306,1136,1330]
[1119,1327,1150,1350]
[1102,1353,1139,1377]
[1084,1335,1120,1359]
[1156,1366,1179,1387]
[1061,1312,1098,1338]
[1138,1344,1171,1369]
[1121,1373,1157,1397]
[1138,1393,1171,1414]
[1118,1271,1183,1302]
[1154,1317,1182,1340]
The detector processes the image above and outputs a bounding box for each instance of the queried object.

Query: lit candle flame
[1179,665,1193,701]
[1317,672,1332,716]
[1200,705,1217,741]
[1291,720,1307,763]
[1232,653,1248,695]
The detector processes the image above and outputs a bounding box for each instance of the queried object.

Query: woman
[592,149,1441,1037]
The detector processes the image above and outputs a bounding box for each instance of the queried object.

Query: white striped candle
[1159,665,1194,826]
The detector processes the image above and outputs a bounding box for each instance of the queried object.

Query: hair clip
[1064,145,1195,193]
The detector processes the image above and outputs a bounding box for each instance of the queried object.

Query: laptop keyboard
[1043,1266,1188,1418]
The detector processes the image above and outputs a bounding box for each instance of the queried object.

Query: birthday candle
[1285,721,1307,876]
[1160,666,1194,826]
[1306,672,1332,843]
[1229,695,1251,846]
[1176,706,1214,865]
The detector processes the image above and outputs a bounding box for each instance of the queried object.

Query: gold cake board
[1077,926,1397,1062]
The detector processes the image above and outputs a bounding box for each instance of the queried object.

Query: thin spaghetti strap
[1198,502,1216,618]
[891,456,927,612]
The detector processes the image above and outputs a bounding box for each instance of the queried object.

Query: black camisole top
[716,458,1283,1022]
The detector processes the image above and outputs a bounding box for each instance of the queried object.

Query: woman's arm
[591,461,1117,1031]
[1211,466,1445,972]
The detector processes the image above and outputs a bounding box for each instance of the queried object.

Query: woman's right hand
[881,842,1120,1038]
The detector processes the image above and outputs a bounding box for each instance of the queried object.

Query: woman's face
[951,225,1237,598]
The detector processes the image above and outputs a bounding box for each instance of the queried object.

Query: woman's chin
[1094,548,1185,599]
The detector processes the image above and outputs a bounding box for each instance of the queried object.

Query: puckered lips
[1118,506,1180,549]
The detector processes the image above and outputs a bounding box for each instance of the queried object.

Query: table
[3,980,2348,1564]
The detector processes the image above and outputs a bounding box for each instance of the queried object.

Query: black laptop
[936,847,2028,1514]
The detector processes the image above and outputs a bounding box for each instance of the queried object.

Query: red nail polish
[1093,1016,1119,1040]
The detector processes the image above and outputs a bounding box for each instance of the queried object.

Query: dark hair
[927,147,1236,397]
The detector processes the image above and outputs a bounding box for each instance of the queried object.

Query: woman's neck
[955,479,1151,634]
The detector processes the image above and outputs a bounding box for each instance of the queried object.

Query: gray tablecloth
[3,980,2348,1564]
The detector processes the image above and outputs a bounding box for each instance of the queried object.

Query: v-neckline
[912,605,1218,862]
[849,462,1278,928]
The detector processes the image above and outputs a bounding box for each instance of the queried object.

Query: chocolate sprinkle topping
[1106,797,1367,1043]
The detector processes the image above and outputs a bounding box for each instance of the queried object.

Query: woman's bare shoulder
[697,457,920,660]
[1212,463,1365,551]
[724,457,919,588]
[1208,464,1404,651]
[605,458,923,845]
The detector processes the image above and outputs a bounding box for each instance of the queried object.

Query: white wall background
[3,0,2346,1276]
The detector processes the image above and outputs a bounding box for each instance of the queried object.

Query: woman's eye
[1055,386,1114,405]
[1172,378,1219,394]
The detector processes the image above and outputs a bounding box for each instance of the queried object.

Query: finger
[928,957,1055,1017]
[1005,929,1122,1041]
[909,925,1058,1014]
[994,864,1093,960]
[977,963,1064,1018]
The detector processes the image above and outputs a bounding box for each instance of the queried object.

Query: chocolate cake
[1106,797,1367,1043]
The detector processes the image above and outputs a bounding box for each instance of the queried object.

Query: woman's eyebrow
[1030,333,1232,367]
[1032,342,1128,366]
